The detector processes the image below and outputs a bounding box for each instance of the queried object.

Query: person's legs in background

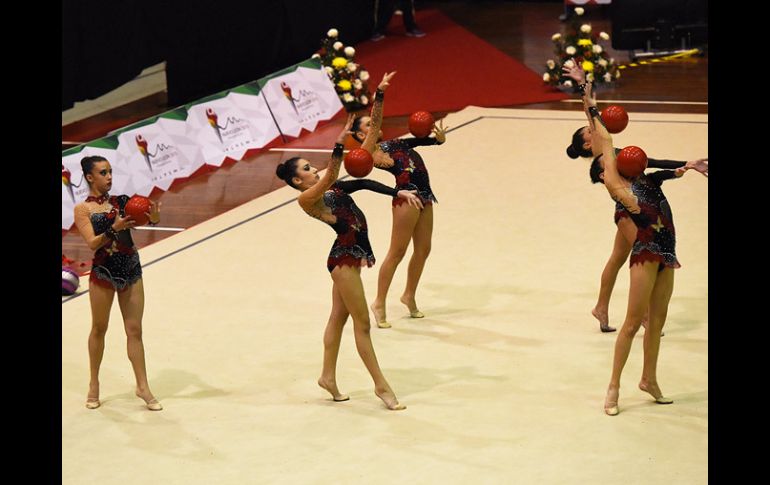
[401,0,426,37]
[372,0,395,41]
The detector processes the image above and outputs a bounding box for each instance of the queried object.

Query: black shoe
[371,32,385,42]
[405,28,426,38]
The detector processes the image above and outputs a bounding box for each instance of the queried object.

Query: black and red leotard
[322,179,399,272]
[86,194,143,290]
[612,156,686,225]
[377,137,442,207]
[615,170,681,270]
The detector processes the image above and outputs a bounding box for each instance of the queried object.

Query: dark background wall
[611,0,707,50]
[62,0,377,110]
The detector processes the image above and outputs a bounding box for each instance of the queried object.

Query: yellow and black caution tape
[617,48,701,70]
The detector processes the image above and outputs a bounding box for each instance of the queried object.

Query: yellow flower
[578,39,592,46]
[582,61,595,72]
[332,57,348,69]
[337,79,352,91]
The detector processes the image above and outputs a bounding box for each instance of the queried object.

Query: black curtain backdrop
[62,0,163,110]
[611,0,707,50]
[62,0,377,110]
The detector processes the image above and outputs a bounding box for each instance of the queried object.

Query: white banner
[261,65,344,138]
[186,91,279,167]
[156,116,206,178]
[115,122,195,195]
[62,59,343,230]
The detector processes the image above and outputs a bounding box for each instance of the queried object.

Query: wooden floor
[62,1,707,266]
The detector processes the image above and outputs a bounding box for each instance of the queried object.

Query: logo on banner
[206,108,223,143]
[62,165,76,203]
[202,106,253,152]
[278,80,323,124]
[62,164,90,203]
[133,134,181,181]
[281,82,300,114]
[135,134,153,172]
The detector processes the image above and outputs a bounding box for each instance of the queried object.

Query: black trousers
[373,0,417,34]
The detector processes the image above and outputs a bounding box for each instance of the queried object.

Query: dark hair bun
[276,163,288,179]
[566,145,580,159]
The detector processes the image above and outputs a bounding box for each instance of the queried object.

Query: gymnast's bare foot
[136,387,163,411]
[639,380,673,404]
[85,382,100,409]
[592,307,615,332]
[318,377,349,402]
[604,386,619,416]
[375,387,406,411]
[400,294,424,318]
[370,302,391,328]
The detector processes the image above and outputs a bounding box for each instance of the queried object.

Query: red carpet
[353,9,568,116]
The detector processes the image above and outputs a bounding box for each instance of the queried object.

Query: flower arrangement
[542,7,620,90]
[314,28,372,112]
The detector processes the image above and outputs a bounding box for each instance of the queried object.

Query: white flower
[543,73,550,82]
[600,31,610,40]
[566,46,576,55]
[354,79,363,90]
[586,73,594,82]
[551,33,561,41]
[347,63,357,73]
[575,7,584,16]
[360,70,370,81]
[327,29,338,38]
[546,59,555,69]
[344,46,355,57]
[325,66,334,77]
[580,24,592,34]
[563,59,575,68]
[333,41,343,51]
[360,95,369,105]
[604,72,612,82]
[593,45,603,54]
[311,53,321,59]
[564,80,573,87]
[609,58,615,65]
[598,58,608,67]
[342,93,354,103]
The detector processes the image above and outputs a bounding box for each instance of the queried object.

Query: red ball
[408,111,435,138]
[617,146,648,178]
[124,195,152,226]
[344,148,374,178]
[601,105,629,134]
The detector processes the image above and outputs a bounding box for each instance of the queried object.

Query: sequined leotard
[86,194,143,290]
[610,154,686,226]
[322,179,399,272]
[377,137,442,207]
[615,171,681,270]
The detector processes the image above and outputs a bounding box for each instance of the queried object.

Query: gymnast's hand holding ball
[123,196,162,227]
